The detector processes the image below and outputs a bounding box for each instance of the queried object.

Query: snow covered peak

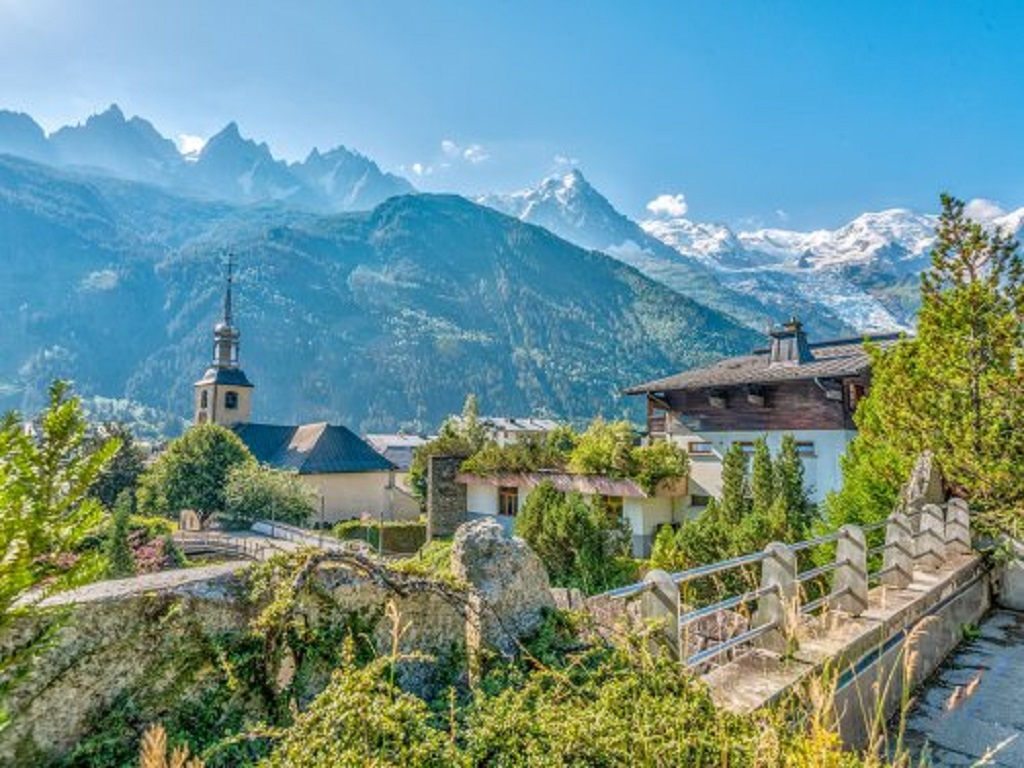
[737,208,937,270]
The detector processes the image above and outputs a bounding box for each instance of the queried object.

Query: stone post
[754,542,798,655]
[882,512,914,589]
[945,498,972,556]
[639,569,681,660]
[916,503,946,570]
[833,525,868,616]
[426,455,467,540]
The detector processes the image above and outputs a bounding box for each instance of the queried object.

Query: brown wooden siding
[649,377,866,433]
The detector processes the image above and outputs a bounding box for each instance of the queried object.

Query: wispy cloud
[645,193,689,218]
[440,138,489,164]
[177,133,206,156]
[964,198,1006,222]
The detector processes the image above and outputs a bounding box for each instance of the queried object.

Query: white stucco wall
[465,479,687,557]
[671,429,857,504]
[303,471,419,523]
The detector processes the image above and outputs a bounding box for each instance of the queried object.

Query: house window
[598,495,624,522]
[688,441,713,455]
[224,391,239,410]
[498,486,518,517]
[735,441,756,455]
[690,494,712,507]
[200,390,208,409]
[795,441,816,457]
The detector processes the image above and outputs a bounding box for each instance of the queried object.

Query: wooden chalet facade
[626,319,900,505]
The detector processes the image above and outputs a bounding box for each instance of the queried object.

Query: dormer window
[225,391,239,410]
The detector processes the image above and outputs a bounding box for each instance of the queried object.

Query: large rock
[899,451,945,521]
[451,518,555,656]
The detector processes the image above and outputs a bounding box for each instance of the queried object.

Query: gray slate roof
[195,367,253,387]
[232,422,395,474]
[625,334,904,394]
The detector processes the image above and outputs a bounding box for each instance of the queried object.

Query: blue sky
[1,0,1022,229]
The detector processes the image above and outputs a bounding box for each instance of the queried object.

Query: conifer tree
[720,442,749,523]
[828,194,1024,526]
[106,490,136,577]
[775,434,814,538]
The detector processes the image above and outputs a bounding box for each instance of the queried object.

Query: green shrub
[223,462,316,528]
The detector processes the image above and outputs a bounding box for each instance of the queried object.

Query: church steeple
[194,253,254,426]
[212,254,241,370]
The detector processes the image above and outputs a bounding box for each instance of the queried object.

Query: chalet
[458,470,688,557]
[625,319,900,505]
[191,258,418,524]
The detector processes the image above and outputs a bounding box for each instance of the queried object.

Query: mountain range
[0,105,413,211]
[3,105,1020,434]
[0,153,758,433]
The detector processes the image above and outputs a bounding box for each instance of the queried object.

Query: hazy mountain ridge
[0,105,413,212]
[0,154,759,432]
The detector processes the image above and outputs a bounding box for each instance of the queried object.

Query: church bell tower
[193,254,253,426]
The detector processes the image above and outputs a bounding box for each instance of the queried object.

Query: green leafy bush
[223,462,316,528]
[514,482,636,593]
[137,424,254,523]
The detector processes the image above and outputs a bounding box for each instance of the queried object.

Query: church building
[193,257,419,523]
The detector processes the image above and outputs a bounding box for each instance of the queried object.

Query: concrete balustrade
[917,503,947,569]
[946,497,972,555]
[754,542,798,654]
[640,569,681,659]
[626,497,973,673]
[834,525,869,616]
[882,512,914,588]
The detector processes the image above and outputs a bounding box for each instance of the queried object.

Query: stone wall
[427,454,467,539]
[0,521,551,765]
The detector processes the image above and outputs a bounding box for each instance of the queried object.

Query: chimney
[769,317,812,366]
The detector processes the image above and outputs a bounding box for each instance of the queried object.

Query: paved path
[33,561,249,608]
[902,610,1024,766]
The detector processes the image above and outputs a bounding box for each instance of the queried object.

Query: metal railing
[173,531,272,561]
[598,498,974,670]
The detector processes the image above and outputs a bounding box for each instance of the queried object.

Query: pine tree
[827,194,1024,527]
[720,442,750,523]
[775,434,814,538]
[106,490,136,577]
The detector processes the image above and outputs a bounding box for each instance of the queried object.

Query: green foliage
[106,491,136,577]
[566,418,637,477]
[262,646,457,768]
[514,482,636,594]
[460,433,568,476]
[630,439,690,495]
[137,424,254,523]
[261,630,874,768]
[223,463,316,528]
[720,442,749,524]
[650,437,815,600]
[827,194,1024,531]
[0,381,117,623]
[389,538,456,583]
[457,418,687,495]
[86,422,146,511]
[775,434,816,536]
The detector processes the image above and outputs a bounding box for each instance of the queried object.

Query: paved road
[902,610,1024,767]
